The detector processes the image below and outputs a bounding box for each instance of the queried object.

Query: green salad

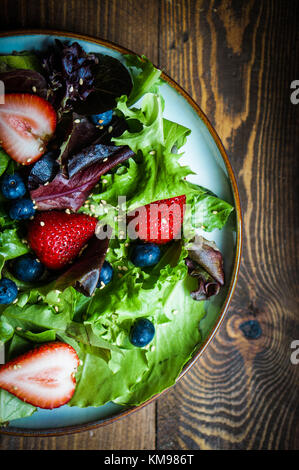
[0,41,233,424]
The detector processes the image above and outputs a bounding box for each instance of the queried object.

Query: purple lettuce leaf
[73,53,132,115]
[54,231,111,296]
[30,146,134,211]
[67,143,126,178]
[41,40,98,115]
[58,113,100,175]
[185,258,221,301]
[187,236,224,286]
[0,69,48,98]
[185,235,225,301]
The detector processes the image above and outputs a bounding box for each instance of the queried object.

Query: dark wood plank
[0,0,160,450]
[157,0,299,450]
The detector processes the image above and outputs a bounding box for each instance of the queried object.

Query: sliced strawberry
[128,195,186,244]
[0,342,79,409]
[0,93,56,165]
[27,211,98,270]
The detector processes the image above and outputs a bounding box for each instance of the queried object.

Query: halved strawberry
[127,195,186,244]
[27,211,98,270]
[0,93,56,165]
[0,342,79,409]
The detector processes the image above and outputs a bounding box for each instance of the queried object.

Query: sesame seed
[101,200,107,205]
[65,208,71,214]
[173,310,178,315]
[149,150,156,155]
[54,306,59,312]
[36,259,40,263]
[125,242,129,247]
[103,157,108,162]
[79,360,83,366]
[32,86,37,92]
[13,386,18,391]
[12,298,18,304]
[201,225,206,229]
[108,126,113,133]
[79,78,84,85]
[27,158,32,163]
[74,118,81,123]
[117,266,122,270]
[44,181,49,186]
[40,221,45,226]
[122,266,128,271]
[69,85,74,92]
[39,146,44,152]
[16,327,22,331]
[102,179,108,184]
[212,210,218,214]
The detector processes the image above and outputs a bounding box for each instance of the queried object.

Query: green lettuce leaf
[0,389,36,425]
[0,148,10,177]
[125,54,163,106]
[0,229,29,276]
[0,52,42,72]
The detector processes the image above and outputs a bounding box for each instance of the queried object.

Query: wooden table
[0,0,298,450]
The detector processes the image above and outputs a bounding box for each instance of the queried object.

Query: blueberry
[27,152,59,190]
[97,261,114,287]
[13,254,45,282]
[9,199,35,220]
[91,110,113,127]
[1,172,26,200]
[129,318,155,347]
[0,278,18,304]
[131,243,161,267]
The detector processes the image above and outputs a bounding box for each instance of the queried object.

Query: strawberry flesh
[128,195,186,244]
[0,93,56,165]
[27,211,98,270]
[0,342,79,409]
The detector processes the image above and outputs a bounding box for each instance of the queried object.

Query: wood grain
[0,0,298,450]
[157,0,299,450]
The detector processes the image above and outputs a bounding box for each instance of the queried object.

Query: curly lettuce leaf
[124,54,163,106]
[83,92,233,236]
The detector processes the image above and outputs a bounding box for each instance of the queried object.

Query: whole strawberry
[27,211,98,270]
[127,195,186,244]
